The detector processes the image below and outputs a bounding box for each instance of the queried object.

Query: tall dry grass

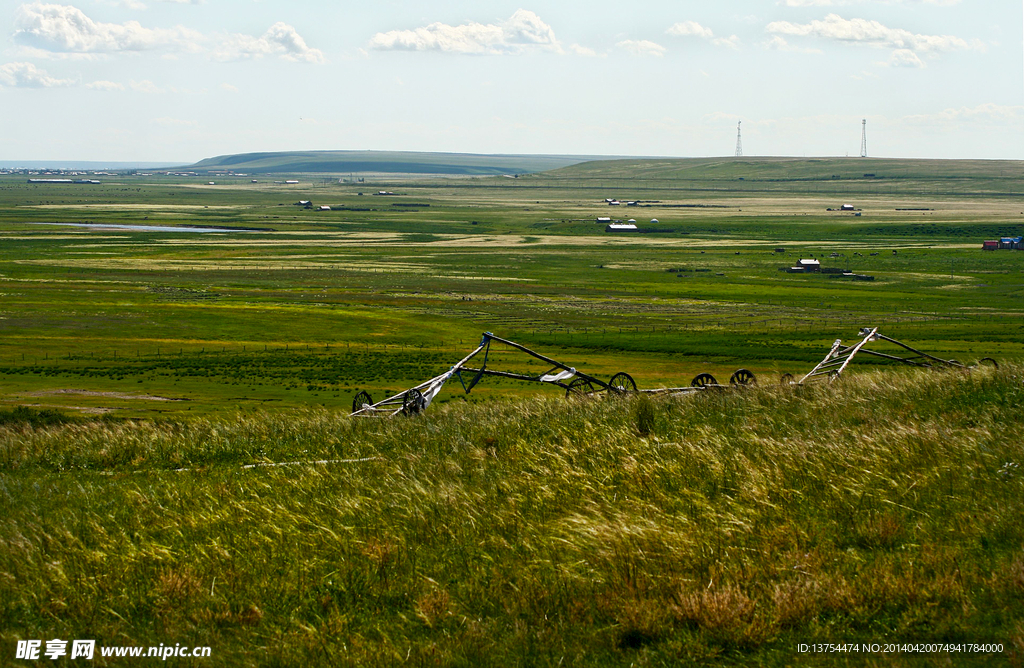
[0,364,1021,666]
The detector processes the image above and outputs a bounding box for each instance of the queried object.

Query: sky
[0,0,1021,163]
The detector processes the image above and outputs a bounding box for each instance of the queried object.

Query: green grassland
[1,157,1022,416]
[1,366,1022,665]
[1,157,1023,665]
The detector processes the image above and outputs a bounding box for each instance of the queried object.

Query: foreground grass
[1,365,1022,666]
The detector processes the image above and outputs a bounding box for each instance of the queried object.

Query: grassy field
[1,157,1022,665]
[1,365,1021,665]
[1,157,1022,416]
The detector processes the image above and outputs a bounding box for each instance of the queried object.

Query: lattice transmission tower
[735,121,743,157]
[860,119,867,158]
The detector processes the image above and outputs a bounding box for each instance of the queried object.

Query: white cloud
[766,14,974,53]
[86,79,124,90]
[762,35,823,53]
[712,35,741,49]
[99,0,147,9]
[219,82,238,92]
[569,43,597,57]
[213,22,325,63]
[666,20,714,39]
[0,61,75,87]
[130,79,163,93]
[5,45,101,61]
[666,20,737,49]
[902,103,1024,125]
[13,2,203,53]
[369,10,561,55]
[885,48,925,67]
[616,40,666,57]
[13,3,323,64]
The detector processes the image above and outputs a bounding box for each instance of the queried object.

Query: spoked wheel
[609,372,637,394]
[691,373,718,388]
[729,369,756,386]
[352,390,374,413]
[779,373,794,386]
[975,357,999,369]
[402,388,426,415]
[566,377,596,398]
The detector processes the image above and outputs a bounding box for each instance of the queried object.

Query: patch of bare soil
[25,390,187,402]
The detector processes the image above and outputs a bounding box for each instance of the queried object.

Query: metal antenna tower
[860,119,867,158]
[735,121,743,157]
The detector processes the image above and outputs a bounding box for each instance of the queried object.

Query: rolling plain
[1,156,1022,416]
[1,156,1022,665]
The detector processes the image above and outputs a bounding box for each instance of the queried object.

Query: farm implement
[786,327,998,384]
[350,332,757,417]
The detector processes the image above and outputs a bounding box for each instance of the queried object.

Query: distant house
[285,180,299,184]
[606,223,638,232]
[596,217,612,223]
[982,238,1023,250]
[608,200,620,206]
[318,205,331,211]
[798,259,821,272]
[841,204,855,211]
[626,201,639,206]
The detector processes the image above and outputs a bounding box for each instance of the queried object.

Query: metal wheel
[402,388,426,415]
[609,372,637,394]
[352,390,374,413]
[691,373,718,388]
[566,377,596,398]
[729,369,756,386]
[779,373,794,386]
[976,357,999,369]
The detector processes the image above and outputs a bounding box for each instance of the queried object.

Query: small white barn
[798,259,821,272]
[606,223,638,232]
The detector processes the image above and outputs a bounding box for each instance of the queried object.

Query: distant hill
[185,151,612,175]
[539,156,1024,182]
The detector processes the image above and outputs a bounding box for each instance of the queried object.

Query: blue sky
[0,1,1020,162]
